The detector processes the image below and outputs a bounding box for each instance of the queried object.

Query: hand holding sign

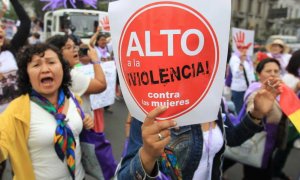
[109,0,231,126]
[140,106,177,174]
[117,2,219,120]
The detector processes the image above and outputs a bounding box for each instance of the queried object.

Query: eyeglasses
[62,45,79,51]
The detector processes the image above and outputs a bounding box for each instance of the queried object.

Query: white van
[43,9,109,44]
[266,35,300,52]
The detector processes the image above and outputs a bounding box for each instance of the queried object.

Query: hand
[140,106,177,174]
[239,63,244,71]
[100,16,110,31]
[251,77,283,118]
[83,114,94,130]
[240,55,247,62]
[87,46,99,64]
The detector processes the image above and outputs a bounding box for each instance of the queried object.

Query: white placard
[232,27,255,56]
[109,0,231,126]
[75,61,116,109]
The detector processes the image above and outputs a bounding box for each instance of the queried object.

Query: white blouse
[28,99,85,180]
[193,125,224,180]
[229,54,255,92]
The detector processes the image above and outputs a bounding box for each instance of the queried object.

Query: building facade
[231,0,279,42]
[272,0,300,36]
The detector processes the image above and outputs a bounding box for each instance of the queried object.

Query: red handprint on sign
[100,16,110,31]
[234,31,252,50]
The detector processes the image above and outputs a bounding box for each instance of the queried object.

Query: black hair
[16,43,72,97]
[46,34,70,50]
[32,32,40,39]
[286,50,300,77]
[256,58,281,74]
[95,33,107,46]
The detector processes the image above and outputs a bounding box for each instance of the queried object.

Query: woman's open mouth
[40,77,54,86]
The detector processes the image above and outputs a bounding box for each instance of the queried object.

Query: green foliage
[98,2,108,12]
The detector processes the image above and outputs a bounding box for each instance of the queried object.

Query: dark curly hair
[16,43,72,97]
[256,58,281,74]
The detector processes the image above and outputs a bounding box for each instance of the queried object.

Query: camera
[79,48,88,56]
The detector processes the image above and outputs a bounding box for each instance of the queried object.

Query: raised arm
[224,111,263,147]
[9,0,31,54]
[84,45,107,94]
[89,28,100,47]
[225,77,283,146]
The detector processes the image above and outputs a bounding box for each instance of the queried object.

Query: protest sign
[232,27,255,56]
[109,0,231,126]
[75,61,116,109]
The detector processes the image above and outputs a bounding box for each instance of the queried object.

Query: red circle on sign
[119,2,219,120]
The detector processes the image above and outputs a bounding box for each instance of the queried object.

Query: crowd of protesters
[0,0,299,179]
[222,37,300,180]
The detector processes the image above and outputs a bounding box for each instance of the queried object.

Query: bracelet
[248,111,262,124]
[90,61,101,64]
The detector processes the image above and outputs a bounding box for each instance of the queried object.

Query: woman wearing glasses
[46,35,107,96]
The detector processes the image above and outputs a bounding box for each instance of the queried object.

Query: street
[2,100,300,180]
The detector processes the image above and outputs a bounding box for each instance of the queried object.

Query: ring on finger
[158,133,164,141]
[267,80,273,87]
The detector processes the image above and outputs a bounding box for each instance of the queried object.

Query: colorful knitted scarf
[30,89,76,179]
[159,147,182,180]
